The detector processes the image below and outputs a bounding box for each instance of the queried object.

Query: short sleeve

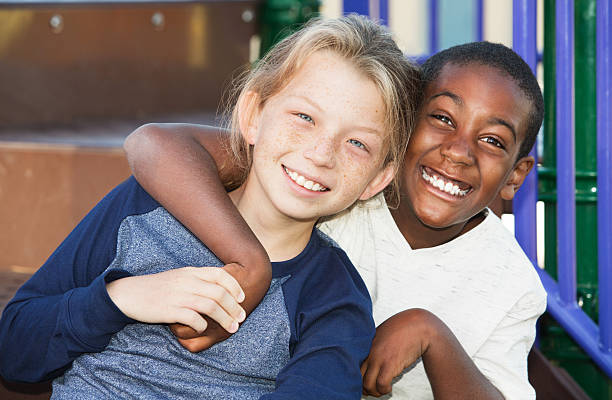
[473,288,547,399]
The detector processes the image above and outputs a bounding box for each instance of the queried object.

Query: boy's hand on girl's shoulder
[105,266,246,336]
[169,262,273,352]
[361,308,449,397]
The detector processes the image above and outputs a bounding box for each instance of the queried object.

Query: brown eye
[481,136,505,149]
[431,114,454,128]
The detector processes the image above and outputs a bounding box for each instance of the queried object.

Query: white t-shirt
[319,195,547,400]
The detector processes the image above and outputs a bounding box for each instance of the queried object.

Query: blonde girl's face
[240,50,396,223]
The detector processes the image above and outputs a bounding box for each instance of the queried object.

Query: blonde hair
[223,14,421,207]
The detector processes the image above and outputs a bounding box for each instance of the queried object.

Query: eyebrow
[488,117,517,142]
[287,95,323,112]
[428,90,517,142]
[428,91,463,106]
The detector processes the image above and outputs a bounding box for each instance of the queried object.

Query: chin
[418,217,451,230]
[277,205,320,222]
[413,206,454,230]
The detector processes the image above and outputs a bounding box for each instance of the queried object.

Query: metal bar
[343,0,369,16]
[512,0,538,267]
[556,0,576,305]
[597,0,612,353]
[536,268,612,377]
[476,0,484,41]
[429,0,438,54]
[378,0,388,26]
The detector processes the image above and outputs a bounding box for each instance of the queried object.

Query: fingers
[193,267,245,303]
[361,357,392,397]
[170,318,232,353]
[186,293,241,333]
[177,336,216,353]
[191,277,246,322]
[169,323,200,339]
[375,364,393,395]
[173,308,208,334]
[362,358,381,397]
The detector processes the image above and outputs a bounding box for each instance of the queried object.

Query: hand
[106,266,246,334]
[169,262,272,352]
[361,308,446,397]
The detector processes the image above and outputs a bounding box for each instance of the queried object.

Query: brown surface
[0,142,131,270]
[0,1,257,128]
[528,346,591,400]
[0,141,128,399]
[0,267,34,312]
[0,378,51,400]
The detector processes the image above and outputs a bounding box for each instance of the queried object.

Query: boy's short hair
[420,41,544,160]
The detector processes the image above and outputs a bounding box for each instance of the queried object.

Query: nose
[303,135,336,168]
[439,134,474,166]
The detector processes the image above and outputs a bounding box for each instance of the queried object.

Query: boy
[120,41,547,399]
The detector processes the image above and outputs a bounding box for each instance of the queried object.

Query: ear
[359,163,397,201]
[499,156,534,200]
[237,91,261,145]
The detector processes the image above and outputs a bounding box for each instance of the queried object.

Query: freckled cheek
[257,126,304,161]
[338,156,377,193]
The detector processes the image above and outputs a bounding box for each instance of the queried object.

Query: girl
[0,16,420,399]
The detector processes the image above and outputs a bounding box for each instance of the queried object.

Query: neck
[229,181,316,262]
[390,199,485,249]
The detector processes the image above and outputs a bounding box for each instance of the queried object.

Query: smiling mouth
[283,166,329,192]
[421,166,471,197]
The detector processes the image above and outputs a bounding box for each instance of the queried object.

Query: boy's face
[239,50,394,224]
[400,63,534,230]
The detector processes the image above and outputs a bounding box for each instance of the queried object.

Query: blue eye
[348,139,366,150]
[296,113,313,123]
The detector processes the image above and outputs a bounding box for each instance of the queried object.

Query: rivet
[241,9,254,23]
[49,14,64,34]
[151,12,165,31]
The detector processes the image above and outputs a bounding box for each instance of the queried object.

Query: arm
[261,250,375,400]
[361,309,504,399]
[124,123,272,350]
[0,180,138,382]
[0,178,246,382]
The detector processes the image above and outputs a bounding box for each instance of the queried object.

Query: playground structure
[343,1,611,397]
[342,0,611,397]
[0,0,611,398]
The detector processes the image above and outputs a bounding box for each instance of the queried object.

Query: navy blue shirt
[0,177,374,399]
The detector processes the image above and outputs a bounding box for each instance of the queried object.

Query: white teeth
[421,168,469,197]
[283,166,327,192]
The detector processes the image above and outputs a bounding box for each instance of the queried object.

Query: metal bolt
[49,14,64,34]
[241,9,254,23]
[151,12,165,31]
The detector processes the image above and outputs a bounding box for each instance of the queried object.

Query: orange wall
[0,144,130,271]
